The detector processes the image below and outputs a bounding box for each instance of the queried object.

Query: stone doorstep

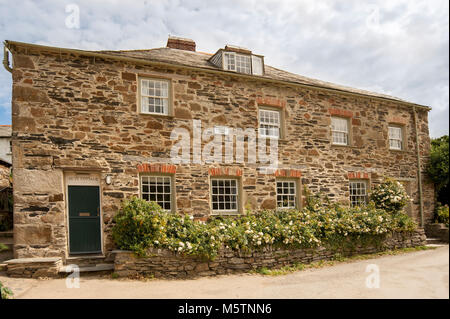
[66,254,106,261]
[59,263,114,273]
[65,255,107,264]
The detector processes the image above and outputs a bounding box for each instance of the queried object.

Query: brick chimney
[166,36,196,52]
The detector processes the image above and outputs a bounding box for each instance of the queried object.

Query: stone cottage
[2,37,434,271]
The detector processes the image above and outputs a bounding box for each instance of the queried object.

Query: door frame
[64,172,104,257]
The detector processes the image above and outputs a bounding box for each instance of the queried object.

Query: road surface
[1,245,448,299]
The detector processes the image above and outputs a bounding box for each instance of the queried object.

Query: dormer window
[209,45,264,76]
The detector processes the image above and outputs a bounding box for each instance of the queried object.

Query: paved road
[1,246,448,299]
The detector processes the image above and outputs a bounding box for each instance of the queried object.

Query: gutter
[4,40,431,111]
[3,44,12,73]
[413,106,424,227]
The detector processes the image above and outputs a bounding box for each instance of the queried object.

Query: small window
[251,56,263,75]
[235,54,251,74]
[211,178,239,214]
[331,117,349,145]
[223,52,251,74]
[259,109,281,139]
[140,78,170,115]
[349,180,368,207]
[276,180,297,209]
[141,175,172,211]
[223,52,236,71]
[389,126,403,150]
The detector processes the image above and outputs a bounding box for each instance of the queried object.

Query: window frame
[349,180,369,207]
[258,107,284,139]
[331,116,350,146]
[222,51,252,74]
[276,178,300,210]
[251,55,264,76]
[388,125,404,151]
[138,77,172,116]
[210,177,241,215]
[140,174,176,212]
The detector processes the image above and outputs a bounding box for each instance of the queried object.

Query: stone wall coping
[111,250,133,254]
[4,257,62,264]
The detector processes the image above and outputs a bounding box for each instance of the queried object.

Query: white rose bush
[369,178,411,214]
[113,190,417,260]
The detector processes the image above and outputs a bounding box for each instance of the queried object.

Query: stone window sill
[331,144,359,149]
[389,148,409,153]
[139,112,175,119]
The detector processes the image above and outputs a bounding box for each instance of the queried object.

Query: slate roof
[5,40,429,108]
[99,47,420,106]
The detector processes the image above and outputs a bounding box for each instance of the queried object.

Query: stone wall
[113,229,427,278]
[9,43,435,260]
[4,257,62,278]
[425,223,449,243]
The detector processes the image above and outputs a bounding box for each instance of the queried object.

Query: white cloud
[0,0,448,137]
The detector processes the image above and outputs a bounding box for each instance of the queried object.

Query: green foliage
[111,198,167,256]
[427,135,449,204]
[0,281,13,299]
[0,243,8,252]
[370,178,411,214]
[112,195,417,261]
[435,203,449,227]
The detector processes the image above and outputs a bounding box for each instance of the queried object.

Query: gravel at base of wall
[114,229,427,278]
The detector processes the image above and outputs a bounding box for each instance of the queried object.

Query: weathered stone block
[13,169,63,194]
[15,224,53,245]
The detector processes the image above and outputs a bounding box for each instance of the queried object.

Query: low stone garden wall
[113,229,427,278]
[4,257,62,278]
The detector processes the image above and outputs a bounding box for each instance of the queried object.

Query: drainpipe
[3,44,13,73]
[413,106,424,227]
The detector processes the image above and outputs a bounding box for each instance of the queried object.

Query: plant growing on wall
[435,203,449,227]
[112,195,417,260]
[369,178,411,214]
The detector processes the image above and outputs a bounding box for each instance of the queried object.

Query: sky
[0,0,448,137]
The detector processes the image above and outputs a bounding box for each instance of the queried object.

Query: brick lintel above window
[328,108,353,118]
[256,97,286,109]
[348,172,370,180]
[137,163,177,174]
[209,167,242,177]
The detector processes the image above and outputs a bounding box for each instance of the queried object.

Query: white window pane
[224,52,235,71]
[389,126,403,150]
[140,79,170,115]
[211,179,239,213]
[252,55,263,75]
[277,180,297,209]
[331,117,349,145]
[349,181,367,207]
[141,176,172,210]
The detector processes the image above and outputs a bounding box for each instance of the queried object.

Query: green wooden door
[68,186,102,254]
